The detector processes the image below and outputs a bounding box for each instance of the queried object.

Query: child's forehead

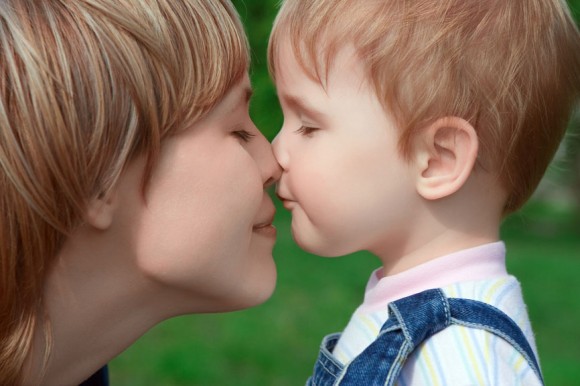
[275,44,374,113]
[274,35,364,89]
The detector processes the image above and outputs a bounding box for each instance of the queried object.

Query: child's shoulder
[442,276,522,305]
[441,276,528,325]
[399,322,542,385]
[441,276,536,346]
[397,277,542,385]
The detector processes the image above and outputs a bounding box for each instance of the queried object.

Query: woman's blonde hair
[269,0,580,213]
[0,0,249,383]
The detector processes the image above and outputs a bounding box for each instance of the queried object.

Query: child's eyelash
[233,130,255,142]
[296,126,319,136]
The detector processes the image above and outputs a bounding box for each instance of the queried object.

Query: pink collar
[360,241,508,313]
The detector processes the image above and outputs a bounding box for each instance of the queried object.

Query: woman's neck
[23,226,164,386]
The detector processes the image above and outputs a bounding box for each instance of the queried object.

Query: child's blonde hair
[0,0,248,383]
[269,0,580,213]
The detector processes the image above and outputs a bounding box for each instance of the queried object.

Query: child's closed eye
[296,126,319,137]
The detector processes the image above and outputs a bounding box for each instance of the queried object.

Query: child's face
[112,75,281,312]
[273,43,418,257]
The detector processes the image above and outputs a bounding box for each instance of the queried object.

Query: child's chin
[293,234,348,258]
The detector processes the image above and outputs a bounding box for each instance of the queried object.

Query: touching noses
[259,135,282,188]
[272,129,289,171]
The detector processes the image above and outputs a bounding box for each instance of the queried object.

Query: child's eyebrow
[280,94,326,121]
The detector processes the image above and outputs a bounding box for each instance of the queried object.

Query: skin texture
[273,46,417,258]
[25,75,282,386]
[272,41,505,276]
[113,74,281,312]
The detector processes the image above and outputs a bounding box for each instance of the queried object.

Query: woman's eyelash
[233,130,255,142]
[296,126,318,136]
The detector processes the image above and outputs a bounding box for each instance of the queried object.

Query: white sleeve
[396,325,543,386]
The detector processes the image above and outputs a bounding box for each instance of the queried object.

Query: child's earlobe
[415,117,478,200]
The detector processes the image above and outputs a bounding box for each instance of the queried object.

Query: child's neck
[373,174,504,277]
[374,230,500,278]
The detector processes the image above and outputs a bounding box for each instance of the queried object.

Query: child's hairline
[269,22,415,162]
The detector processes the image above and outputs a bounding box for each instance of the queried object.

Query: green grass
[110,199,580,385]
[502,203,580,386]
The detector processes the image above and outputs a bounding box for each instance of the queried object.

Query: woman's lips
[252,222,277,237]
[253,212,276,237]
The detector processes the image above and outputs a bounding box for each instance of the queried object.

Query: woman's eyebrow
[244,87,253,105]
[224,85,253,116]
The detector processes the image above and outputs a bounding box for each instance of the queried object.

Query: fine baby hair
[269,0,580,213]
[0,0,248,383]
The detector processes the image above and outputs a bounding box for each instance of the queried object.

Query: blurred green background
[110,1,580,384]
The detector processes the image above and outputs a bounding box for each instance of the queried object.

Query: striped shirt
[332,242,542,385]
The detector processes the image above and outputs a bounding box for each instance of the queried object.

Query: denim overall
[307,289,543,386]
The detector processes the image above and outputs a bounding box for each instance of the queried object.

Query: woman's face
[113,75,281,313]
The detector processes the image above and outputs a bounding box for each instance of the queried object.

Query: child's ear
[84,190,116,230]
[414,117,478,200]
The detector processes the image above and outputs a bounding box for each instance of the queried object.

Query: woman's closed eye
[232,129,256,142]
[296,126,319,137]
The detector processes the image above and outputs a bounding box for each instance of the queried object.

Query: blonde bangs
[158,0,250,130]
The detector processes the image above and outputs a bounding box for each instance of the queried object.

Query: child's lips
[275,192,296,210]
[280,199,296,210]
